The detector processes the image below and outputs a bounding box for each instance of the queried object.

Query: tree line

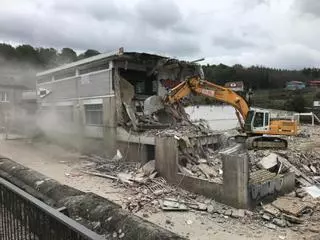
[0,43,101,69]
[203,64,320,90]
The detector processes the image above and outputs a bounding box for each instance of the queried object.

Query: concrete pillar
[155,137,178,183]
[103,97,117,158]
[74,102,85,151]
[221,144,249,209]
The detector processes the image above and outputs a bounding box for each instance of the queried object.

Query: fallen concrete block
[178,165,194,176]
[262,204,281,217]
[265,223,277,230]
[261,214,272,221]
[310,165,317,174]
[160,199,189,211]
[231,209,245,218]
[196,203,207,211]
[302,164,311,172]
[257,153,279,170]
[283,214,303,224]
[198,164,217,178]
[303,185,320,198]
[271,196,315,217]
[207,205,214,213]
[224,209,233,216]
[140,160,156,177]
[272,218,286,228]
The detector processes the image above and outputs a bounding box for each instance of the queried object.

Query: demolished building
[36,49,204,160]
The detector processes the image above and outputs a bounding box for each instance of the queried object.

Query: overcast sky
[1,0,320,69]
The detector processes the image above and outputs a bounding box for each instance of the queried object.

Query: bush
[287,95,306,113]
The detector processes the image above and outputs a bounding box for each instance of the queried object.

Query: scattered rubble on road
[75,124,320,239]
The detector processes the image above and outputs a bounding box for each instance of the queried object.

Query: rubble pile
[125,102,197,131]
[245,125,320,234]
[257,189,320,233]
[178,144,223,183]
[249,149,320,187]
[80,154,140,176]
[175,130,237,182]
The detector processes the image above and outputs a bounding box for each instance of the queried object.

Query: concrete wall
[176,174,224,201]
[155,136,295,209]
[221,146,249,208]
[37,69,114,103]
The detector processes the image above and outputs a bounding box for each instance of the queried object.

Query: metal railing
[0,177,105,240]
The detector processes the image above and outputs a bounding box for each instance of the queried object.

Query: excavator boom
[163,76,298,149]
[166,77,250,128]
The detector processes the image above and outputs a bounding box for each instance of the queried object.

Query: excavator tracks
[246,136,288,150]
[234,135,288,149]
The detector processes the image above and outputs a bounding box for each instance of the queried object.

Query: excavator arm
[161,76,298,149]
[165,76,250,128]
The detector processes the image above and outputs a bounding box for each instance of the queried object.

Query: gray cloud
[1,0,320,68]
[52,0,123,21]
[213,35,255,49]
[135,0,182,29]
[295,0,320,17]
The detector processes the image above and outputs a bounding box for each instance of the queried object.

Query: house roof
[287,81,305,84]
[37,50,171,77]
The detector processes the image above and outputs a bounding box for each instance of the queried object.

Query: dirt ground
[0,135,306,240]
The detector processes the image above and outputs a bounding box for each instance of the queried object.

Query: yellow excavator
[161,76,298,149]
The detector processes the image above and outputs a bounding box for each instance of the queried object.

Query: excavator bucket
[143,95,165,115]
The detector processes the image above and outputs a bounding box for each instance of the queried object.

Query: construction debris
[271,196,314,217]
[303,185,320,198]
[76,123,320,238]
[258,153,279,170]
[160,198,188,211]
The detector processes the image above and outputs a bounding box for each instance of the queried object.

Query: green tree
[58,47,77,64]
[288,94,306,113]
[37,48,58,68]
[78,49,100,59]
[15,44,39,64]
[0,43,17,59]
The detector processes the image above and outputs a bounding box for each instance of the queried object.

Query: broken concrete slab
[271,196,314,216]
[160,199,188,211]
[198,164,217,178]
[303,185,320,198]
[310,165,317,174]
[261,214,272,221]
[231,209,245,218]
[178,165,194,176]
[199,203,209,210]
[277,156,314,187]
[265,223,277,230]
[282,214,304,224]
[140,160,156,177]
[272,218,286,228]
[262,204,281,217]
[224,209,233,216]
[117,172,134,185]
[207,205,214,213]
[302,164,311,172]
[144,95,164,116]
[258,153,279,170]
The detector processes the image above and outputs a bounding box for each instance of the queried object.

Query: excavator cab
[244,109,270,134]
